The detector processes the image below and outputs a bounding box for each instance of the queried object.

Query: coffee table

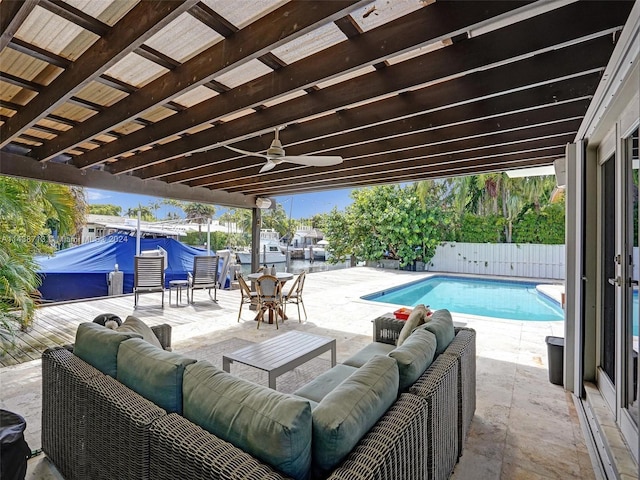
[222,331,336,389]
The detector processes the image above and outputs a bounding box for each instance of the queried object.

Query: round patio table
[247,272,293,323]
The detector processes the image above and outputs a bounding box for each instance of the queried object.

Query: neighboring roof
[0,1,636,208]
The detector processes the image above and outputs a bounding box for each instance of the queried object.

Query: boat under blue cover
[36,233,214,302]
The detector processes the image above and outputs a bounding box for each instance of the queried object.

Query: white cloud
[86,188,112,202]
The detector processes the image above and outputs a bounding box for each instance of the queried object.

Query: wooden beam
[248,155,562,196]
[31,0,371,162]
[106,3,624,175]
[189,107,588,188]
[38,0,109,36]
[238,143,570,196]
[136,43,606,182]
[8,38,71,68]
[74,1,530,169]
[0,0,38,51]
[0,0,201,149]
[0,150,255,209]
[202,119,582,192]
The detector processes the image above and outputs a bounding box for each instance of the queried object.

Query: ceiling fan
[224,128,343,173]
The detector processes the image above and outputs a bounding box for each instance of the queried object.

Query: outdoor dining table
[247,271,293,324]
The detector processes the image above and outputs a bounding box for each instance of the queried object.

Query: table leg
[222,357,231,373]
[268,372,276,389]
[330,341,337,367]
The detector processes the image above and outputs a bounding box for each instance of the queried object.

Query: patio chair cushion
[311,355,398,476]
[182,361,312,480]
[292,364,359,403]
[342,341,395,368]
[74,322,142,377]
[420,308,455,354]
[389,328,437,391]
[396,304,429,346]
[116,338,196,414]
[117,315,163,349]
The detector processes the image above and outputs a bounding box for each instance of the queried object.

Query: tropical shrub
[512,202,565,244]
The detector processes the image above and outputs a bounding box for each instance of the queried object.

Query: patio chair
[255,274,283,329]
[188,256,219,303]
[134,256,165,308]
[236,274,258,322]
[282,271,307,322]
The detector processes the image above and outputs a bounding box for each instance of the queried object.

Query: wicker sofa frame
[41,319,475,480]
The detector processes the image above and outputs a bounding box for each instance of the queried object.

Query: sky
[86,188,354,220]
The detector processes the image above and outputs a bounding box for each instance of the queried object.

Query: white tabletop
[247,272,294,282]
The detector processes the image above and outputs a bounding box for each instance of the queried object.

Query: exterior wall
[428,242,566,280]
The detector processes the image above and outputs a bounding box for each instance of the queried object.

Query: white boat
[303,245,326,261]
[302,239,329,261]
[236,229,287,264]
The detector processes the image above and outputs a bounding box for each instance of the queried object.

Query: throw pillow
[117,315,163,349]
[420,308,455,354]
[396,304,428,346]
[389,328,437,392]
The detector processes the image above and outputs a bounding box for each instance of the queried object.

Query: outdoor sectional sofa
[41,310,475,480]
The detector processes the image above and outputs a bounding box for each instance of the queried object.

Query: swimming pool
[362,275,565,321]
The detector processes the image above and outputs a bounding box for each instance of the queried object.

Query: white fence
[428,242,566,280]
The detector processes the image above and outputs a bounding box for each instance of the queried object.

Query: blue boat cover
[36,233,218,302]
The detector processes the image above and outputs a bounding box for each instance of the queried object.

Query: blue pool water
[362,276,565,321]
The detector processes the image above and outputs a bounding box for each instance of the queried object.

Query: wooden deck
[0,288,237,367]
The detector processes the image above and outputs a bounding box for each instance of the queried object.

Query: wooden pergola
[0,0,634,207]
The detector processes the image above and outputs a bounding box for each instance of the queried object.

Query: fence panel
[429,242,566,280]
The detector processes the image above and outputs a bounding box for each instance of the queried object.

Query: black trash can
[545,336,564,386]
[0,410,31,480]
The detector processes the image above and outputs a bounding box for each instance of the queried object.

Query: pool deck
[0,267,592,480]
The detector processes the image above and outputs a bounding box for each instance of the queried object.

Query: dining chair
[282,271,307,322]
[236,274,258,322]
[188,255,219,303]
[254,274,283,329]
[134,256,165,308]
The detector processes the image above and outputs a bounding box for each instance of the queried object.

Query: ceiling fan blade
[259,160,277,173]
[224,144,269,159]
[281,155,343,167]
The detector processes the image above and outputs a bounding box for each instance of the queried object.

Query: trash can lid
[545,336,564,347]
[0,410,27,444]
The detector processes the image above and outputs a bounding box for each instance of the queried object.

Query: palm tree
[0,178,84,343]
[183,203,216,233]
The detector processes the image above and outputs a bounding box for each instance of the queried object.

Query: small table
[246,272,293,282]
[246,272,294,323]
[169,279,189,306]
[222,331,336,389]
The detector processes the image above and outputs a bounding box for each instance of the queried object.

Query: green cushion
[182,361,312,480]
[116,338,195,414]
[421,309,455,354]
[117,315,162,349]
[74,322,141,377]
[389,329,437,391]
[342,342,395,368]
[292,364,358,403]
[311,355,399,475]
[396,304,428,346]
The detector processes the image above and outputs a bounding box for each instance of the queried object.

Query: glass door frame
[596,123,639,461]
